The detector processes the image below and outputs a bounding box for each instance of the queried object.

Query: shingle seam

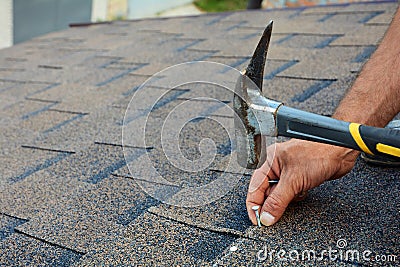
[240,32,263,40]
[0,213,28,241]
[176,97,231,104]
[4,57,27,62]
[208,114,233,119]
[359,11,385,23]
[187,48,220,53]
[194,51,219,61]
[98,58,124,69]
[0,212,28,221]
[26,83,60,98]
[24,97,59,103]
[291,79,336,102]
[21,145,75,154]
[284,1,397,18]
[47,109,89,115]
[209,169,251,176]
[0,78,53,85]
[127,73,153,78]
[21,101,59,120]
[147,209,244,237]
[275,32,344,37]
[176,39,206,52]
[314,35,342,48]
[121,80,176,97]
[305,9,390,16]
[264,60,299,80]
[211,55,252,59]
[275,33,295,44]
[138,29,181,36]
[84,147,149,184]
[37,65,63,70]
[287,8,307,19]
[103,32,127,36]
[275,75,337,81]
[94,141,153,150]
[0,67,25,72]
[9,153,71,183]
[13,229,86,255]
[111,173,182,188]
[58,48,108,53]
[352,45,376,63]
[206,14,232,26]
[221,57,250,73]
[121,89,188,125]
[147,208,276,244]
[225,21,247,32]
[96,63,149,87]
[42,113,87,134]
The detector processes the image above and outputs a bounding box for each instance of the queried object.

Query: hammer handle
[276,106,400,158]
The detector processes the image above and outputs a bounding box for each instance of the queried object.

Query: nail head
[252,205,260,211]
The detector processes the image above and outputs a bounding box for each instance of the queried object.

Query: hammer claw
[244,20,273,91]
[234,21,400,170]
[233,21,277,169]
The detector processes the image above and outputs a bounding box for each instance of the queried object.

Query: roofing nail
[252,205,261,227]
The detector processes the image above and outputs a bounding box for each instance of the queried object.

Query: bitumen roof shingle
[1,1,399,266]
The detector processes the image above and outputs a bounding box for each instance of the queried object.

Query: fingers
[246,169,269,225]
[260,179,296,226]
[246,145,281,226]
[246,139,355,227]
[246,171,269,225]
[246,200,259,225]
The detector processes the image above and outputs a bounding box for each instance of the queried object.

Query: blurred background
[0,0,376,49]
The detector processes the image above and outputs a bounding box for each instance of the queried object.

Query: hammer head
[233,21,280,169]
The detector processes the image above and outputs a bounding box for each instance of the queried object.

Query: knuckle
[265,193,287,212]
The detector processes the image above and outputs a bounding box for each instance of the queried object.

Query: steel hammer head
[233,21,279,169]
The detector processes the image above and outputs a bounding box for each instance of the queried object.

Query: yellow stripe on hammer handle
[376,143,400,157]
[349,122,400,158]
[349,123,374,155]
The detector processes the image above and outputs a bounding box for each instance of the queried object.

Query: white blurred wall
[127,0,193,19]
[0,0,194,49]
[0,0,13,49]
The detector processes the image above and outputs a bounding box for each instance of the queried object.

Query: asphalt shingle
[0,1,398,266]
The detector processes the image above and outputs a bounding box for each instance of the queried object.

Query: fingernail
[260,211,275,226]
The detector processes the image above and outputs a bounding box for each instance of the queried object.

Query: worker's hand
[246,139,359,226]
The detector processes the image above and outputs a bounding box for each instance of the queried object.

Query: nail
[252,205,261,227]
[260,211,275,226]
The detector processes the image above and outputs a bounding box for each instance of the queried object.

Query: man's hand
[246,139,359,226]
[246,7,400,227]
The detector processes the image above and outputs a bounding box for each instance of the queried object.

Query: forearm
[333,7,400,127]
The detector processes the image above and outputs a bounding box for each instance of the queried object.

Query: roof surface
[0,1,399,266]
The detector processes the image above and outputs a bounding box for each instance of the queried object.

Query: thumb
[260,180,296,226]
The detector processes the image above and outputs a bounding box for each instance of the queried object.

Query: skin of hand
[246,140,359,226]
[246,7,400,226]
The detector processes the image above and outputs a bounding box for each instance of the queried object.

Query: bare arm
[334,7,400,127]
[246,7,400,226]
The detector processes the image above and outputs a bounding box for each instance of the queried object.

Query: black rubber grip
[276,105,400,158]
[359,125,400,157]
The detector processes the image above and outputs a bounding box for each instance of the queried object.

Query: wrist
[333,146,360,163]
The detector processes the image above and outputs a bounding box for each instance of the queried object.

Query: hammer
[233,21,400,169]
